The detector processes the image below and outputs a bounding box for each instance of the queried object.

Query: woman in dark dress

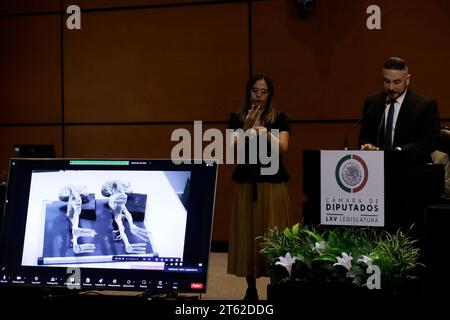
[227,74,292,300]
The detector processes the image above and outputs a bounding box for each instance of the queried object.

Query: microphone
[343,104,376,150]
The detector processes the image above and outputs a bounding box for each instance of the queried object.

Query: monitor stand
[142,290,200,300]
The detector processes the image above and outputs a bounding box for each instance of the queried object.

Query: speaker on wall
[298,0,315,10]
[296,0,316,19]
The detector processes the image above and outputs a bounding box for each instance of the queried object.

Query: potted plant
[260,223,424,300]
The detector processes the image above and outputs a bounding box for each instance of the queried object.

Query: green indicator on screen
[70,160,129,165]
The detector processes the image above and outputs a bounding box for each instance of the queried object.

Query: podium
[303,149,444,234]
[424,204,450,295]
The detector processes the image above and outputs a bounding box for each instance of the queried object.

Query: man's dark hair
[383,56,408,70]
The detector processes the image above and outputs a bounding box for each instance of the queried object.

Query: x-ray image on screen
[21,170,190,269]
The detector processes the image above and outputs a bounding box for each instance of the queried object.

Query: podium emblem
[335,154,369,193]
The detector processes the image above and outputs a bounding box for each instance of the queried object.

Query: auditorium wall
[1,0,449,241]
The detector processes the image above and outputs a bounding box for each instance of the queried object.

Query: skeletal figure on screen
[58,185,97,254]
[101,180,149,254]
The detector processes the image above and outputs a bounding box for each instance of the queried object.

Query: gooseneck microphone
[343,104,376,150]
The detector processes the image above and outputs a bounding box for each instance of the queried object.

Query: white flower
[275,253,298,276]
[333,252,353,271]
[357,255,373,267]
[313,241,326,254]
[295,254,305,264]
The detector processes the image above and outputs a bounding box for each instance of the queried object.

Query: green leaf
[283,227,294,240]
[304,229,322,242]
[292,223,300,237]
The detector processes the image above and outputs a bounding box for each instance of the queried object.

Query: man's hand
[360,143,377,151]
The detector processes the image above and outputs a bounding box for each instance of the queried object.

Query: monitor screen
[0,159,217,294]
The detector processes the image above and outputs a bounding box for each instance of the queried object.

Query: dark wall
[1,0,449,241]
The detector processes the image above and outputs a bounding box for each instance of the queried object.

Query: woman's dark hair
[242,74,275,123]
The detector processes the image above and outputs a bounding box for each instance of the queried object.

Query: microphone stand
[343,104,376,150]
[344,121,362,150]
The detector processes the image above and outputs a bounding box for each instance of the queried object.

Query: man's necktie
[384,99,396,151]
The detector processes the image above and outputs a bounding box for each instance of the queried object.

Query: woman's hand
[253,125,268,135]
[244,104,263,130]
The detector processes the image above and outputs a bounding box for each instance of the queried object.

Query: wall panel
[0,15,61,124]
[63,2,248,123]
[0,0,59,14]
[63,0,229,10]
[1,0,448,243]
[252,0,450,120]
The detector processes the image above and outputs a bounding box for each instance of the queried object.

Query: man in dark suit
[358,57,442,236]
[358,56,440,161]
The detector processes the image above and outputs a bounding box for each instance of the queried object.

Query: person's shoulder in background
[438,127,450,154]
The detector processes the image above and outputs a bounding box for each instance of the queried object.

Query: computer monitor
[0,159,217,294]
[14,144,56,158]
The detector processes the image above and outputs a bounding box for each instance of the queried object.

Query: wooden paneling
[252,0,450,120]
[63,2,248,123]
[0,15,61,124]
[65,122,240,158]
[0,0,59,14]
[1,0,449,242]
[0,126,62,172]
[65,124,180,157]
[63,0,229,10]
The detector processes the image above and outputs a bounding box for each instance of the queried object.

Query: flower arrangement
[260,223,423,292]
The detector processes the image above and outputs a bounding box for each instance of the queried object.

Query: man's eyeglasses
[251,87,269,95]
